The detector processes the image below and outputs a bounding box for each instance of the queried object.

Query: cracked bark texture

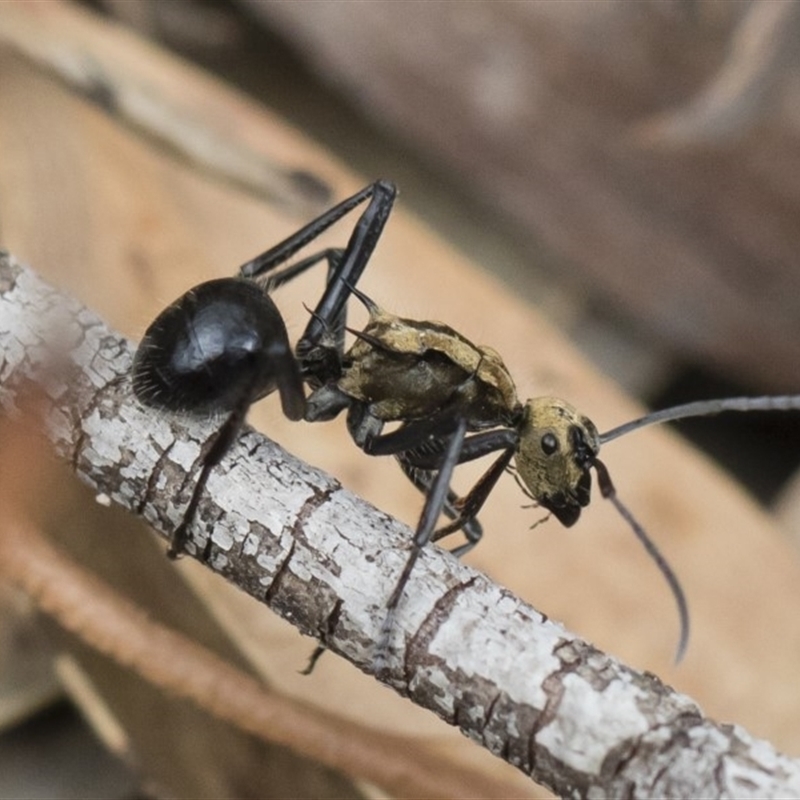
[2,251,800,798]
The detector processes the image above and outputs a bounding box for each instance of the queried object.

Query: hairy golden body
[339,304,519,428]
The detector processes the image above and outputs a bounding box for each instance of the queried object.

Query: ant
[132,177,800,665]
[300,284,800,664]
[131,180,397,557]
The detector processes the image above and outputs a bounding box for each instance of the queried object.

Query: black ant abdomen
[132,278,303,420]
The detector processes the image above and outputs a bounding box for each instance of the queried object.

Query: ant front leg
[370,422,520,549]
[376,418,468,671]
[428,445,516,554]
[358,408,465,456]
[410,428,519,553]
[395,453,484,547]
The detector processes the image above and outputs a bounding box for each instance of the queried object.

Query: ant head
[517,397,690,661]
[515,397,601,527]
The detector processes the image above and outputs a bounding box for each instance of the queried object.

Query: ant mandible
[132,180,397,557]
[300,283,800,664]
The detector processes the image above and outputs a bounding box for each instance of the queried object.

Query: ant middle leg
[400,428,519,553]
[428,445,515,554]
[375,428,515,672]
[360,418,520,547]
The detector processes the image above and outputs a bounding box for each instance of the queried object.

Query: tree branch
[2,250,799,798]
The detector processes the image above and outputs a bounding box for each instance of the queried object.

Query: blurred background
[3,1,800,797]
[84,0,800,499]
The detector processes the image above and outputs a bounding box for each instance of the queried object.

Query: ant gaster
[303,284,800,664]
[132,181,397,556]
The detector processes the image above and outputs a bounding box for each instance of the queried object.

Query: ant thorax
[515,397,601,527]
[338,303,519,426]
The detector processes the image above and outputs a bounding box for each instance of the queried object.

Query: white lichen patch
[430,584,559,698]
[211,526,235,552]
[241,532,262,557]
[81,410,125,463]
[167,438,202,470]
[537,672,650,774]
[298,488,413,630]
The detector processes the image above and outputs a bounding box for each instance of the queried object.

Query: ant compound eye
[541,432,559,455]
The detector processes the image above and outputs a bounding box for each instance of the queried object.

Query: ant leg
[297,181,396,355]
[258,247,354,400]
[360,391,519,462]
[256,248,345,294]
[314,247,350,358]
[346,405,484,542]
[344,402,385,448]
[239,181,395,280]
[401,428,518,543]
[365,425,519,543]
[360,412,463,455]
[251,246,354,419]
[404,427,519,469]
[376,418,468,670]
[305,383,352,422]
[265,335,306,421]
[395,456,483,544]
[263,246,354,355]
[169,386,255,558]
[429,446,516,553]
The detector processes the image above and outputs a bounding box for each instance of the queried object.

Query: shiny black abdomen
[132,278,290,414]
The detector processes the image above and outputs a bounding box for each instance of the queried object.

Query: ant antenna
[600,395,800,444]
[592,458,689,663]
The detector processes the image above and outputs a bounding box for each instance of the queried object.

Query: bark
[2,249,799,798]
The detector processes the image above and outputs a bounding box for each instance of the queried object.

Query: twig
[2,250,800,798]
